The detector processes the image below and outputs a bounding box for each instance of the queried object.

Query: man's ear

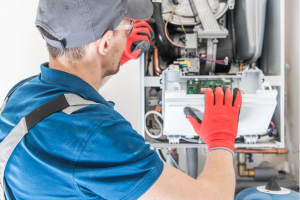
[99,30,113,55]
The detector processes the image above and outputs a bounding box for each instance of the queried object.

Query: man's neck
[49,56,102,91]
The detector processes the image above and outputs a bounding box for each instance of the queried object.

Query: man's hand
[184,87,242,155]
[120,20,154,65]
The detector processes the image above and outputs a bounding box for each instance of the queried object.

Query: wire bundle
[165,4,186,48]
[268,121,278,137]
[189,54,227,65]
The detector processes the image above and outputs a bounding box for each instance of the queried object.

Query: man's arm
[140,87,241,200]
[139,150,234,200]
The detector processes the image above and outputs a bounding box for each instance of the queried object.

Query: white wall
[285,0,300,182]
[0,1,48,100]
[0,1,141,132]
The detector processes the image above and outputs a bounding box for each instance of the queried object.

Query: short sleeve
[73,119,164,200]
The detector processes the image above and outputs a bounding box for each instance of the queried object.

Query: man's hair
[38,27,88,64]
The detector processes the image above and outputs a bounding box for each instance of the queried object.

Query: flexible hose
[144,110,164,139]
[152,2,178,62]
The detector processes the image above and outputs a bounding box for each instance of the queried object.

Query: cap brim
[124,0,153,21]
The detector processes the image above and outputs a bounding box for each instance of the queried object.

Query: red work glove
[184,87,242,156]
[120,20,154,66]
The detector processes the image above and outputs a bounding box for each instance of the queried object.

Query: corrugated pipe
[186,148,198,179]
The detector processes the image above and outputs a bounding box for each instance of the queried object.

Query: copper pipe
[235,148,289,154]
[154,47,162,76]
[239,63,244,71]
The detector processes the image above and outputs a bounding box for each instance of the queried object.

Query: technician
[0,0,242,200]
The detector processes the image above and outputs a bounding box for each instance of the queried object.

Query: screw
[285,63,290,70]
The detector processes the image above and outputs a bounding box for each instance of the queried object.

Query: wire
[268,121,279,137]
[145,110,164,139]
[146,49,153,76]
[157,149,166,162]
[165,4,186,48]
[181,137,200,143]
[270,121,275,129]
[171,3,186,34]
[268,121,274,136]
[259,122,278,138]
[189,54,227,65]
[165,148,182,171]
[171,148,176,155]
[190,54,225,62]
[230,10,237,63]
[259,133,269,138]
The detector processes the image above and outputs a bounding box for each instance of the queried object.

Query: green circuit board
[187,80,233,94]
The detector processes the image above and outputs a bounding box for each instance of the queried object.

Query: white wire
[181,137,199,143]
[144,110,164,139]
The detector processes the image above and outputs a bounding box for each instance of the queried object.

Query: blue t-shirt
[0,63,163,200]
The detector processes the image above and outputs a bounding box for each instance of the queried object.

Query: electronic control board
[187,80,234,94]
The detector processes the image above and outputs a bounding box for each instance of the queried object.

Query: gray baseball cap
[35,0,153,55]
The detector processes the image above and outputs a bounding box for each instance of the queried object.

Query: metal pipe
[186,148,198,179]
[235,148,289,154]
[154,47,162,76]
[237,153,255,178]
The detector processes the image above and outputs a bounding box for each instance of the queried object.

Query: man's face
[101,19,131,79]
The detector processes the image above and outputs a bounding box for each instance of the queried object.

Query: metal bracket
[227,0,235,10]
[203,38,218,75]
[190,0,228,38]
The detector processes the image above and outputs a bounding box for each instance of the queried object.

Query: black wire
[171,0,179,5]
[230,10,237,63]
[179,38,186,44]
[146,50,153,76]
[158,149,166,162]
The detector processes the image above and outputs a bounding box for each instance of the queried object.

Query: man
[0,0,241,199]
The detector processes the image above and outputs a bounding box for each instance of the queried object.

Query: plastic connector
[224,56,229,65]
[155,105,162,113]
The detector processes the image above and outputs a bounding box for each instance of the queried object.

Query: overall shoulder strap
[0,93,99,200]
